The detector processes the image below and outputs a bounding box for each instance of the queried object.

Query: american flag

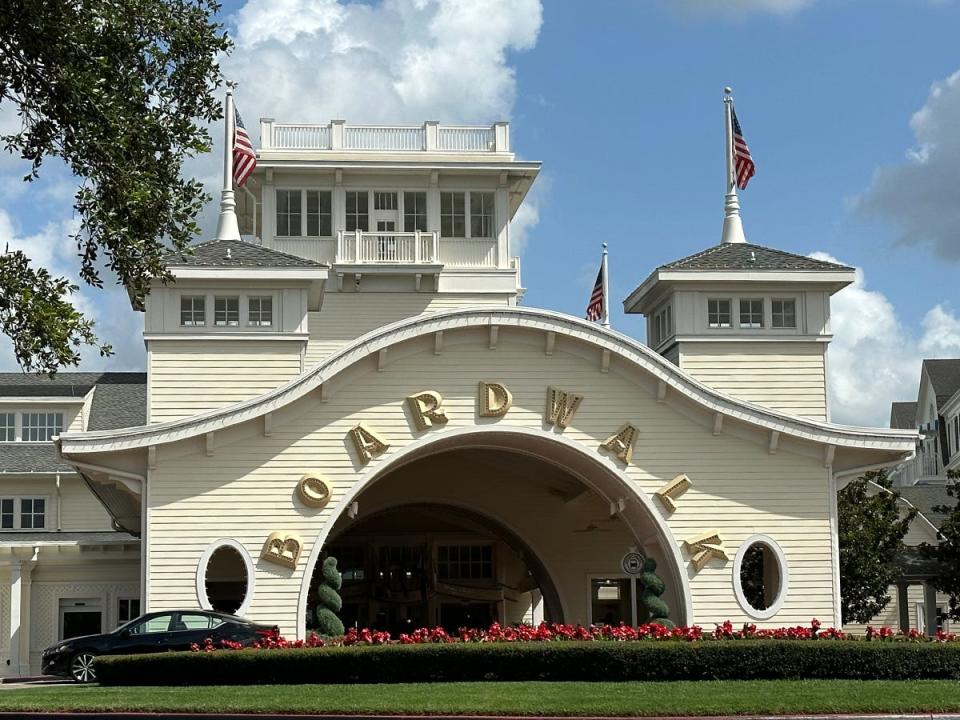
[731,106,755,190]
[585,264,604,322]
[233,107,257,187]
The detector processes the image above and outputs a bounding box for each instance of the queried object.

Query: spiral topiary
[638,557,673,628]
[315,556,345,637]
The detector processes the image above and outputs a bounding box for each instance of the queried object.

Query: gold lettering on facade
[599,424,638,464]
[478,381,513,418]
[261,532,303,569]
[682,530,728,572]
[654,474,692,513]
[406,391,449,431]
[545,387,583,429]
[348,424,390,464]
[296,474,331,508]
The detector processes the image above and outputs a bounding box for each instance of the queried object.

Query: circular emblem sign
[621,551,645,576]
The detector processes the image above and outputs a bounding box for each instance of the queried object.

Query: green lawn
[2,680,960,715]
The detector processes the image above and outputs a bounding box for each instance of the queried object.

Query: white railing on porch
[336,230,440,265]
[260,119,509,153]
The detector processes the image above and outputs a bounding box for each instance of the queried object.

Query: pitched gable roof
[165,239,326,269]
[922,359,960,408]
[890,401,918,430]
[657,243,853,272]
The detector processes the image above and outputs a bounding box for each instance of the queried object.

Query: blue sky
[2,0,959,426]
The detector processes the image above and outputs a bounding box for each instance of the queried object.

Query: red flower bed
[190,618,959,652]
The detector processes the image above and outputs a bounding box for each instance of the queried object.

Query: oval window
[734,535,788,619]
[203,543,250,615]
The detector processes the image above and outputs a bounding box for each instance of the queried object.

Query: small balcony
[337,230,440,265]
[259,119,510,154]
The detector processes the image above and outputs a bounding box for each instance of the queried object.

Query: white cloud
[674,0,815,18]
[811,251,960,427]
[0,209,144,373]
[856,68,960,259]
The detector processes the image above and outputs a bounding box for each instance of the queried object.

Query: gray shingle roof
[0,372,146,473]
[899,484,954,529]
[166,239,325,268]
[890,401,918,430]
[0,531,139,546]
[658,243,854,272]
[923,359,960,408]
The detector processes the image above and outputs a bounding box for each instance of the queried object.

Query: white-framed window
[180,295,206,327]
[437,544,494,580]
[0,413,15,442]
[197,538,255,617]
[403,191,427,232]
[306,190,332,237]
[277,189,332,237]
[374,191,397,211]
[739,298,764,328]
[0,496,47,530]
[21,412,63,442]
[651,304,673,346]
[733,534,789,620]
[276,189,302,237]
[707,299,732,328]
[470,192,495,238]
[346,190,370,232]
[214,296,240,327]
[440,191,466,238]
[248,296,273,327]
[117,597,141,626]
[772,298,797,329]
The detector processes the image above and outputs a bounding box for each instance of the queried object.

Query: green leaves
[0,0,230,373]
[924,470,960,620]
[838,470,916,624]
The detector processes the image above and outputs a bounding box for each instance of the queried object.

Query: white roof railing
[259,119,509,153]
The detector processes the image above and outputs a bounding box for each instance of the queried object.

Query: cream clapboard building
[0,108,921,677]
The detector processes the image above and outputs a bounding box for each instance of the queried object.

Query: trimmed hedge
[96,640,960,686]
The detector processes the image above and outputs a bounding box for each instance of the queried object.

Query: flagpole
[720,87,746,245]
[215,84,241,242]
[601,243,611,329]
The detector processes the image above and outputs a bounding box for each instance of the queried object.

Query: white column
[427,172,441,235]
[9,554,36,678]
[530,589,544,625]
[9,561,22,676]
[495,184,509,269]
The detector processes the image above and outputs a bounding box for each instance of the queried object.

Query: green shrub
[315,556,344,637]
[96,640,960,686]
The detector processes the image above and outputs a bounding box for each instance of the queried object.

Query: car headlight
[48,643,72,655]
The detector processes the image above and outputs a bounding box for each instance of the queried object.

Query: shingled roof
[657,243,854,272]
[899,484,954,529]
[0,372,146,473]
[923,359,960,408]
[165,239,325,269]
[890,401,918,430]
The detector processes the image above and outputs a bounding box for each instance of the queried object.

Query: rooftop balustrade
[259,120,510,153]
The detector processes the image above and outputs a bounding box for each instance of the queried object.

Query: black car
[41,609,278,682]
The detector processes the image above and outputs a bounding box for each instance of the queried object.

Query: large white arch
[295,425,694,639]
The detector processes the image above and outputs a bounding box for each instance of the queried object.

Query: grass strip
[1,680,960,716]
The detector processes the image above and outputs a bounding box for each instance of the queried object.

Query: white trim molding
[733,534,789,621]
[195,538,256,618]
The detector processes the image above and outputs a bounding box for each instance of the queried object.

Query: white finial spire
[601,243,611,329]
[215,85,241,242]
[721,87,747,245]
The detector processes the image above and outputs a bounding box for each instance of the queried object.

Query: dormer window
[214,296,240,327]
[739,299,764,329]
[180,296,206,326]
[0,413,13,442]
[772,299,796,329]
[708,299,732,328]
[248,296,273,327]
[21,412,63,442]
[651,304,673,346]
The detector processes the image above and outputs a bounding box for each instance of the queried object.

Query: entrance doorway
[59,598,103,640]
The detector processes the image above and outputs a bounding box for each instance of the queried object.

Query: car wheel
[70,652,97,683]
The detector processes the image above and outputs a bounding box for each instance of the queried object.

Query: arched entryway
[297,427,691,638]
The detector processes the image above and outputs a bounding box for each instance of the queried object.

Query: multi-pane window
[21,413,63,442]
[346,191,369,232]
[470,192,495,238]
[739,299,764,328]
[248,296,273,327]
[437,544,493,580]
[772,299,797,329]
[20,498,45,529]
[118,598,141,625]
[374,192,397,211]
[651,304,672,346]
[0,413,14,442]
[214,296,240,327]
[440,192,466,238]
[276,189,302,237]
[708,299,732,328]
[403,192,427,232]
[305,191,332,237]
[0,497,45,530]
[180,296,206,327]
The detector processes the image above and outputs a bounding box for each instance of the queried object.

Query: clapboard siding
[0,475,114,531]
[680,342,827,420]
[305,293,508,367]
[148,330,836,636]
[149,341,303,423]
